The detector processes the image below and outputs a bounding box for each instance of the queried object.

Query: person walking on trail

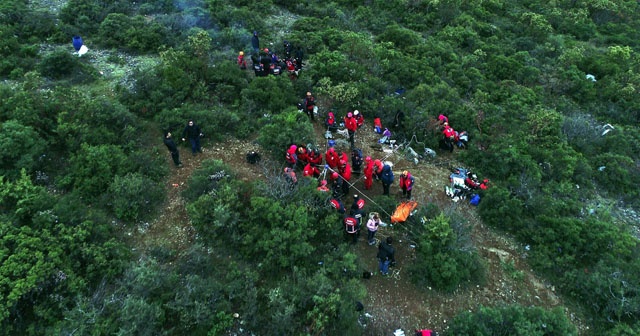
[380,163,394,196]
[285,144,298,168]
[163,132,182,168]
[303,92,316,121]
[366,212,381,245]
[399,170,414,199]
[182,120,203,155]
[344,214,359,244]
[377,237,395,276]
[363,156,374,190]
[345,111,358,149]
[251,31,260,54]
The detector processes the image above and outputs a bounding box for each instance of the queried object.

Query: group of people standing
[163,119,205,168]
[239,31,304,78]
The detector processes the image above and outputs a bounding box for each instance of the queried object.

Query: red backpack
[344,217,358,233]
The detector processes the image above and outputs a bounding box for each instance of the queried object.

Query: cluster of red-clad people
[438,114,468,152]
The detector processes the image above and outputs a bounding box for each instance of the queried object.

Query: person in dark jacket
[163,132,182,167]
[182,120,203,155]
[344,213,359,244]
[295,46,304,70]
[377,237,395,275]
[251,31,260,54]
[380,164,394,196]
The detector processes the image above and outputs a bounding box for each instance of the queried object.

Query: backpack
[470,194,481,206]
[246,151,261,164]
[345,217,358,233]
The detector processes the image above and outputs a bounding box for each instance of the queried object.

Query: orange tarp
[390,200,418,223]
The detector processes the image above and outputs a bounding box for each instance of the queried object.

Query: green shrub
[60,144,129,199]
[98,14,168,53]
[38,47,77,79]
[0,120,47,178]
[446,305,577,335]
[408,213,485,292]
[108,173,165,222]
[256,110,314,158]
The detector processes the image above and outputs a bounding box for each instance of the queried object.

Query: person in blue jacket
[380,164,394,196]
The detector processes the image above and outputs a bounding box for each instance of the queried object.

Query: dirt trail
[137,120,586,335]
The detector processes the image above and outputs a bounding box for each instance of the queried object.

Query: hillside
[133,118,587,334]
[1,0,639,335]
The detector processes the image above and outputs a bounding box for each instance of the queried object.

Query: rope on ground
[390,267,402,280]
[312,124,432,248]
[321,145,427,249]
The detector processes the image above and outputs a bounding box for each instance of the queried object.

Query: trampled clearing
[137,119,587,334]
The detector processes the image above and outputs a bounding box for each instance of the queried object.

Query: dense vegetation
[1,0,639,334]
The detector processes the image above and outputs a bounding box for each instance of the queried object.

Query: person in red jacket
[479,178,490,190]
[465,172,481,189]
[325,111,338,132]
[363,156,374,190]
[344,111,358,149]
[442,123,456,153]
[237,51,247,69]
[399,170,414,199]
[339,160,352,196]
[373,116,383,134]
[303,162,320,178]
[325,147,340,169]
[340,151,349,166]
[353,110,364,128]
[285,144,298,168]
[297,146,309,165]
[373,159,384,180]
[307,148,323,166]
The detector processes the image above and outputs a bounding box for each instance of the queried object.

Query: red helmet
[365,156,372,162]
[331,172,339,179]
[357,199,365,209]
